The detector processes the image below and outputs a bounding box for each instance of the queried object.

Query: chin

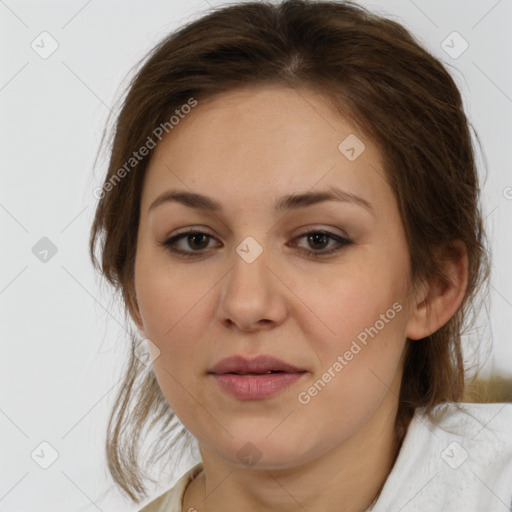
[211,430,319,471]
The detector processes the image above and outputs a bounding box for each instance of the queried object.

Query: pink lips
[208,355,307,400]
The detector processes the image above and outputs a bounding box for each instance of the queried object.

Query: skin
[130,85,468,512]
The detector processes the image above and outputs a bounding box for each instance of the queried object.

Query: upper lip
[208,355,305,375]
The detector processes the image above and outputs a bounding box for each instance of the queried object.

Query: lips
[208,355,305,375]
[208,355,307,400]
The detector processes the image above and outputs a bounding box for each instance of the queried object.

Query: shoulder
[138,462,204,512]
[373,402,512,512]
[426,401,512,438]
[403,402,512,467]
[424,402,512,465]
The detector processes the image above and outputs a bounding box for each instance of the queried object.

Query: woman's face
[133,85,419,469]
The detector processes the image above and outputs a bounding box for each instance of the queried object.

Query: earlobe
[405,241,468,340]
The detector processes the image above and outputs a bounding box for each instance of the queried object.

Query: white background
[1,0,511,510]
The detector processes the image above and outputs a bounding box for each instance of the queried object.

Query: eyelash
[159,229,352,259]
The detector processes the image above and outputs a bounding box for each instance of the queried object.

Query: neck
[182,395,406,512]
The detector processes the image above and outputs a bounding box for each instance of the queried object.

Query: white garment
[372,402,512,511]
[139,462,203,512]
[139,402,512,512]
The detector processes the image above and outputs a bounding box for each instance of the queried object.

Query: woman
[89,1,512,510]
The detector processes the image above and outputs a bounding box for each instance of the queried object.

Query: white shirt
[139,402,512,511]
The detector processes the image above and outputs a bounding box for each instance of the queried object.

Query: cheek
[296,297,407,439]
[134,248,210,342]
[293,260,404,347]
[134,259,213,419]
[295,259,408,403]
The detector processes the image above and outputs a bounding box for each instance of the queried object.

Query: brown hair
[89,0,490,502]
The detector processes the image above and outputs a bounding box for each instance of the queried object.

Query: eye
[160,229,220,258]
[159,229,352,259]
[290,230,352,258]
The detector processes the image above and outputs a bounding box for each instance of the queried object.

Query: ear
[406,240,468,340]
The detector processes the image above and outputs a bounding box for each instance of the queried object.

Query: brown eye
[161,230,220,258]
[291,231,352,258]
[306,233,330,250]
[160,229,352,260]
[185,233,210,250]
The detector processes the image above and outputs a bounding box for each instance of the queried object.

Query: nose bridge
[225,235,271,305]
[217,235,288,330]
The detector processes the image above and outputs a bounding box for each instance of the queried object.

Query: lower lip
[210,372,306,399]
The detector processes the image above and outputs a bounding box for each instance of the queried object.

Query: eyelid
[288,230,352,257]
[168,225,214,237]
[160,226,353,260]
[293,225,349,239]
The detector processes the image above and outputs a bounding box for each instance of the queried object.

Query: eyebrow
[148,186,375,216]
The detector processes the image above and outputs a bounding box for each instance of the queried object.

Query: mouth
[208,355,307,400]
[223,370,293,375]
[208,354,305,375]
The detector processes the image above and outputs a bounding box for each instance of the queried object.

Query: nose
[216,241,290,332]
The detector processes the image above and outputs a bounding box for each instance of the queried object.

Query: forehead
[141,85,388,214]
